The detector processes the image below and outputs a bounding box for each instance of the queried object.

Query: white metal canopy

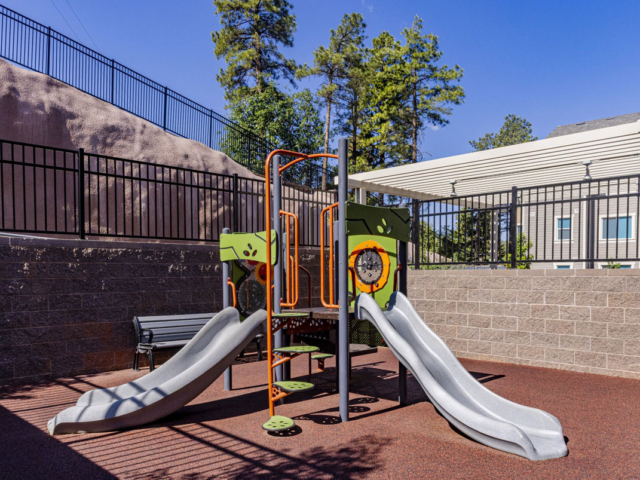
[336,120,640,200]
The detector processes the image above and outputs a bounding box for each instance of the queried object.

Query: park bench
[133,313,263,371]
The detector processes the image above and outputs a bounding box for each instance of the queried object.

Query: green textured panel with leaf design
[220,230,277,264]
[345,202,411,243]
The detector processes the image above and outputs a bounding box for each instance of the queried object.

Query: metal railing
[0,4,332,188]
[0,139,336,245]
[410,174,640,268]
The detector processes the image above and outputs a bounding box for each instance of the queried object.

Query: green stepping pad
[311,353,334,360]
[273,381,314,393]
[272,312,310,318]
[262,415,295,432]
[273,346,319,354]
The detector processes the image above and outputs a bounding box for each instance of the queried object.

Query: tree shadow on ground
[0,405,115,480]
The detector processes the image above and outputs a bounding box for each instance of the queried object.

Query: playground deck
[1,348,639,479]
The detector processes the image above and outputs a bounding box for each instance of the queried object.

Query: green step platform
[271,312,311,318]
[273,381,314,393]
[262,415,295,432]
[273,345,320,354]
[311,353,334,360]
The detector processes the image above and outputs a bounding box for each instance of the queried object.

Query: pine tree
[212,0,297,107]
[297,13,366,189]
[401,16,465,163]
[469,114,538,151]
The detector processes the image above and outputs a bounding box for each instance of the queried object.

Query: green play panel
[272,312,311,318]
[262,415,295,432]
[273,381,315,393]
[311,353,334,360]
[273,346,320,354]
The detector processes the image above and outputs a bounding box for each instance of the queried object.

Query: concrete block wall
[0,237,323,382]
[407,268,640,380]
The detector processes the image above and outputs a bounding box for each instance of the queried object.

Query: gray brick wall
[407,268,640,380]
[0,237,323,382]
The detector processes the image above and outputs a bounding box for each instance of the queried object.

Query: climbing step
[272,311,311,318]
[311,353,334,360]
[262,415,295,432]
[273,345,320,354]
[273,381,314,393]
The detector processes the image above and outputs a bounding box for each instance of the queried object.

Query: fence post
[232,173,239,232]
[510,186,518,269]
[78,148,86,239]
[163,86,168,131]
[208,111,213,149]
[110,59,115,104]
[45,27,51,75]
[412,199,420,269]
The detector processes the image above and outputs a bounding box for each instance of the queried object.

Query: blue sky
[5,0,640,160]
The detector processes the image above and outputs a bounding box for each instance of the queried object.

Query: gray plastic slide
[48,308,267,435]
[355,292,567,461]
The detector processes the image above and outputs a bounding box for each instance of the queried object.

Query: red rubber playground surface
[1,348,639,479]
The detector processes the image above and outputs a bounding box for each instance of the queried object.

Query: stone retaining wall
[3,235,640,383]
[0,237,322,382]
[407,268,640,380]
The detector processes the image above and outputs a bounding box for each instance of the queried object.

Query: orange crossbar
[320,202,339,309]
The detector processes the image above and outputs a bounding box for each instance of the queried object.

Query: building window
[517,225,523,236]
[557,218,571,240]
[602,216,633,240]
[601,264,632,269]
[555,264,572,269]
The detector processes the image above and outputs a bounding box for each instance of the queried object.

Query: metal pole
[232,173,239,232]
[412,199,420,268]
[163,86,168,131]
[273,155,284,382]
[510,186,518,269]
[338,138,349,422]
[110,59,115,104]
[45,27,51,76]
[78,148,86,239]
[222,228,232,390]
[398,239,408,405]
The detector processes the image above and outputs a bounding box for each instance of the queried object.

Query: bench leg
[133,349,140,371]
[148,350,155,372]
[256,338,262,361]
[238,348,245,358]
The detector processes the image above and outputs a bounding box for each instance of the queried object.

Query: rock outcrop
[0,58,258,178]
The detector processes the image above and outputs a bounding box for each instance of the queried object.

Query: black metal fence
[0,4,332,188]
[0,139,336,246]
[410,175,640,268]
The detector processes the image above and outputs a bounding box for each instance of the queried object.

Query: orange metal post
[227,278,237,308]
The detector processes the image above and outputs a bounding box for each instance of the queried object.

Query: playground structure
[47,138,568,461]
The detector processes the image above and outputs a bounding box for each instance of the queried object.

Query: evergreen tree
[212,0,297,108]
[470,114,538,151]
[226,84,325,186]
[297,13,366,189]
[401,16,465,163]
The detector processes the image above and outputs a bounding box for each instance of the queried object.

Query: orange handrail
[227,278,237,308]
[320,202,339,308]
[264,149,338,418]
[280,211,299,308]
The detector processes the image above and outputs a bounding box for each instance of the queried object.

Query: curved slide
[49,308,267,435]
[355,292,567,461]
